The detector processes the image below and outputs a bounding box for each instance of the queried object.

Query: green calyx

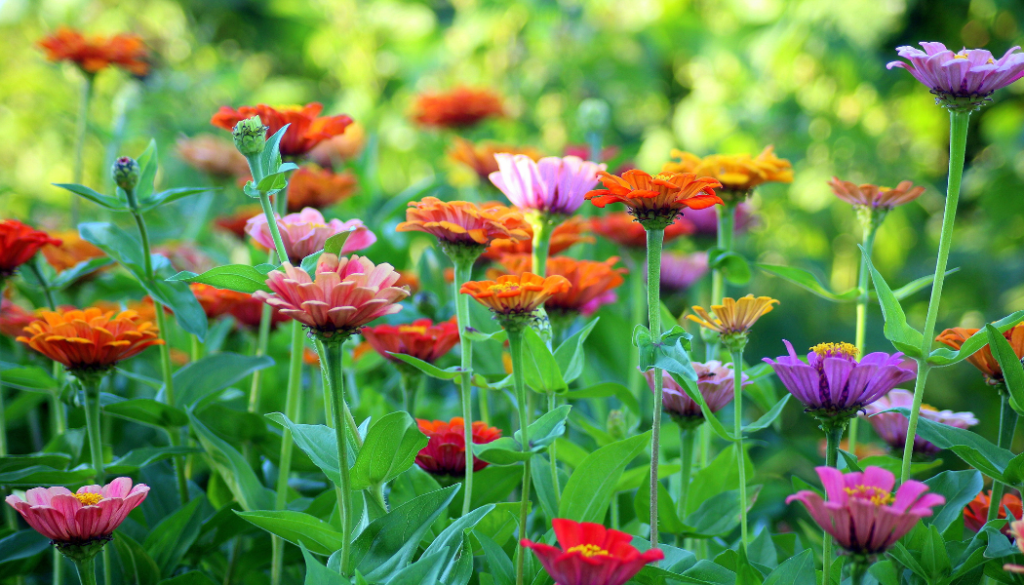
[933,92,989,113]
[438,240,486,266]
[494,309,544,335]
[719,331,749,354]
[54,535,112,563]
[811,410,856,433]
[632,209,683,231]
[111,157,140,193]
[233,115,269,156]
[670,413,706,432]
[716,188,753,205]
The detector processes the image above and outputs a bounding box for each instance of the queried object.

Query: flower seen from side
[38,28,149,76]
[828,178,925,211]
[887,43,1024,109]
[0,298,35,338]
[585,170,723,230]
[415,417,502,476]
[412,87,505,129]
[18,308,163,374]
[211,103,353,157]
[461,273,571,325]
[521,518,664,585]
[482,216,592,260]
[662,147,792,202]
[490,255,625,317]
[0,220,62,280]
[964,490,1023,536]
[936,325,1024,386]
[862,389,978,457]
[397,197,529,260]
[688,295,778,350]
[40,230,105,273]
[448,138,542,180]
[245,207,375,264]
[644,360,747,428]
[588,212,693,248]
[190,284,250,320]
[489,154,606,216]
[176,135,251,178]
[362,317,460,365]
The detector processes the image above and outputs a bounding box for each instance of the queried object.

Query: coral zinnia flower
[362,317,460,364]
[211,103,353,157]
[253,254,409,340]
[489,154,606,216]
[190,284,249,320]
[245,207,375,264]
[0,298,35,338]
[662,147,792,201]
[862,389,977,457]
[176,135,250,178]
[482,216,592,260]
[461,273,572,317]
[18,308,162,373]
[828,178,925,211]
[214,205,264,240]
[308,122,367,167]
[1005,521,1024,573]
[787,466,944,556]
[397,197,529,253]
[659,252,708,292]
[644,361,748,428]
[153,242,214,275]
[491,255,625,317]
[588,213,693,248]
[286,166,359,212]
[412,87,505,129]
[764,341,916,422]
[41,230,105,273]
[887,43,1024,106]
[449,138,543,181]
[521,518,664,585]
[37,28,149,76]
[964,490,1022,536]
[6,478,149,546]
[936,325,1024,385]
[687,295,778,338]
[415,417,502,476]
[0,220,62,280]
[585,170,723,229]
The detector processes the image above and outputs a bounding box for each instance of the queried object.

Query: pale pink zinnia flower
[887,43,1024,103]
[489,154,606,216]
[253,254,410,340]
[6,477,149,545]
[643,360,748,427]
[245,207,375,264]
[658,252,708,292]
[862,389,978,457]
[787,466,944,556]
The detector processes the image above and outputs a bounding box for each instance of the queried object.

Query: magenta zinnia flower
[763,341,916,423]
[644,361,747,428]
[489,154,606,216]
[787,466,944,556]
[887,43,1024,105]
[862,389,978,457]
[6,478,149,545]
[245,207,375,264]
[658,251,708,292]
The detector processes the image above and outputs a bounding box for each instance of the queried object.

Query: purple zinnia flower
[887,43,1024,106]
[763,341,916,422]
[862,389,978,457]
[643,360,749,428]
[658,252,708,292]
[489,154,605,216]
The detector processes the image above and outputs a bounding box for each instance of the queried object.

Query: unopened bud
[577,98,610,135]
[233,116,268,157]
[112,157,140,192]
[607,409,627,441]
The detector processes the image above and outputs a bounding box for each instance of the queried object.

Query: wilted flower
[37,28,149,76]
[0,298,35,338]
[448,138,542,180]
[415,417,502,476]
[863,389,978,456]
[644,361,747,428]
[586,170,723,229]
[662,147,792,202]
[176,135,250,178]
[41,230,104,273]
[491,255,625,317]
[936,325,1024,386]
[308,122,367,167]
[964,490,1023,536]
[828,178,925,211]
[0,220,62,280]
[659,252,708,292]
[887,43,1024,109]
[787,466,944,556]
[482,216,592,260]
[190,284,249,320]
[286,166,359,212]
[489,154,606,216]
[211,104,353,157]
[461,273,572,321]
[18,308,163,374]
[397,197,529,259]
[214,205,264,240]
[245,207,375,264]
[412,87,505,129]
[688,295,778,350]
[588,213,693,248]
[361,317,460,365]
[521,518,664,585]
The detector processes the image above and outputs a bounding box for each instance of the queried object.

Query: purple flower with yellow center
[763,341,916,427]
[887,43,1024,109]
[862,389,978,457]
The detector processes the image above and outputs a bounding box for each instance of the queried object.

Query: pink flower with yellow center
[245,207,375,264]
[644,360,748,427]
[887,43,1024,105]
[6,478,149,545]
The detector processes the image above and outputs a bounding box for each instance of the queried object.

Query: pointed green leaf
[758,264,859,302]
[559,431,651,523]
[986,324,1024,413]
[237,510,345,556]
[53,183,127,211]
[166,264,272,294]
[861,246,924,356]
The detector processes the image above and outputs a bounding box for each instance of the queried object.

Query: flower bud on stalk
[233,115,268,157]
[111,156,140,192]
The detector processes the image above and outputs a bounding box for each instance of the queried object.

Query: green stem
[547,392,560,508]
[849,226,878,457]
[646,228,665,548]
[900,109,971,484]
[0,358,17,535]
[31,267,67,437]
[248,250,276,414]
[400,372,420,415]
[707,203,735,360]
[53,550,65,585]
[271,320,305,585]
[848,561,868,585]
[71,74,94,225]
[452,255,478,516]
[257,193,289,265]
[508,328,532,585]
[988,391,1018,522]
[73,555,98,585]
[730,348,748,552]
[822,425,844,584]
[628,250,645,425]
[28,261,58,314]
[530,214,554,278]
[323,339,353,576]
[83,379,104,483]
[678,426,694,523]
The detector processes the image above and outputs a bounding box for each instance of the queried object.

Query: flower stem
[900,109,971,484]
[257,193,289,265]
[677,426,695,523]
[248,251,276,414]
[71,74,94,225]
[988,391,1018,522]
[822,424,844,584]
[452,255,478,516]
[646,227,665,549]
[26,263,67,436]
[507,327,532,585]
[399,372,421,415]
[729,348,748,552]
[850,225,878,456]
[628,249,646,425]
[271,320,305,585]
[707,203,735,360]
[530,213,554,278]
[322,339,353,576]
[73,555,98,585]
[83,379,104,483]
[547,392,560,508]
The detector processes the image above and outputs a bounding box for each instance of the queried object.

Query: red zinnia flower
[228,294,291,331]
[412,87,505,129]
[210,103,353,157]
[190,284,249,320]
[362,317,460,364]
[0,220,62,279]
[521,518,664,585]
[588,212,693,248]
[415,417,502,476]
[37,28,149,76]
[964,490,1023,535]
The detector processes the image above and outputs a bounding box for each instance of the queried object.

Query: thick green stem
[530,214,554,278]
[248,250,276,414]
[850,226,878,457]
[646,228,665,548]
[900,109,971,484]
[822,425,844,584]
[257,193,289,265]
[452,256,478,516]
[707,203,735,360]
[730,348,749,552]
[71,74,94,225]
[628,250,645,423]
[323,340,353,576]
[30,267,68,437]
[508,328,532,585]
[677,427,695,523]
[83,380,104,482]
[271,320,305,585]
[400,372,421,415]
[547,392,560,508]
[73,555,99,585]
[988,391,1018,522]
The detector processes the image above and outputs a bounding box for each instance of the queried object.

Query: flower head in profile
[214,205,264,240]
[659,252,708,293]
[645,361,748,429]
[887,43,1024,109]
[585,170,722,230]
[491,255,625,318]
[190,284,250,320]
[397,197,529,260]
[245,207,375,264]
[253,254,409,341]
[0,220,62,280]
[687,295,778,351]
[362,317,460,365]
[308,122,367,167]
[489,154,606,216]
[521,518,664,585]
[936,325,1024,386]
[412,87,505,129]
[18,308,163,374]
[0,298,35,338]
[41,230,105,273]
[448,138,542,181]
[176,135,250,178]
[964,490,1022,536]
[211,103,353,157]
[286,166,359,212]
[1005,521,1024,574]
[828,178,925,212]
[787,466,944,556]
[662,147,792,201]
[863,389,977,457]
[588,213,693,248]
[461,273,571,325]
[482,216,592,260]
[415,417,502,477]
[38,28,149,76]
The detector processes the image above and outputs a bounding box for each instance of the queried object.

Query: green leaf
[559,431,651,523]
[350,411,428,490]
[683,488,748,537]
[565,382,640,416]
[104,398,189,429]
[0,529,49,564]
[522,326,567,394]
[302,544,352,585]
[476,533,514,585]
[862,247,925,356]
[896,407,1013,481]
[0,454,71,474]
[421,504,494,583]
[0,465,96,486]
[52,183,127,210]
[0,365,59,393]
[50,256,114,289]
[324,230,354,255]
[758,264,860,302]
[387,353,489,388]
[670,372,735,441]
[986,324,1024,413]
[928,310,1024,366]
[106,446,199,475]
[141,268,208,341]
[635,324,697,380]
[144,495,206,578]
[256,170,292,194]
[474,405,571,465]
[166,264,273,294]
[188,409,274,511]
[259,125,290,178]
[553,318,599,384]
[113,532,161,585]
[158,573,219,585]
[687,444,753,517]
[164,352,274,408]
[138,187,214,212]
[237,510,345,556]
[741,395,791,434]
[79,221,146,276]
[134,139,159,201]
[892,268,960,300]
[709,249,751,286]
[387,550,448,585]
[634,470,690,534]
[924,470,984,533]
[763,549,816,585]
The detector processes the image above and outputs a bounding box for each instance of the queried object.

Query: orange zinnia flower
[91,298,159,324]
[588,213,693,249]
[308,122,367,167]
[397,197,529,253]
[0,298,36,338]
[0,220,62,279]
[964,490,1023,535]
[176,135,250,178]
[412,87,505,129]
[828,178,925,211]
[662,146,792,201]
[228,294,291,331]
[482,216,593,260]
[585,170,722,229]
[210,103,353,157]
[214,205,263,240]
[394,270,421,294]
[936,325,1024,384]
[492,255,625,316]
[41,230,105,273]
[286,166,359,212]
[190,284,249,319]
[362,317,460,364]
[37,27,149,76]
[688,295,779,340]
[461,273,572,316]
[448,138,543,180]
[18,308,163,372]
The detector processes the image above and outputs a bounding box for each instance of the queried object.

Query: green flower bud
[577,98,610,135]
[233,116,268,157]
[112,157,140,192]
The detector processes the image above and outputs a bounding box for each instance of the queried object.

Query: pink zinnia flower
[644,360,747,427]
[253,254,410,340]
[887,43,1024,102]
[658,251,708,292]
[245,207,375,264]
[6,478,149,545]
[489,154,606,216]
[862,389,978,457]
[787,466,944,556]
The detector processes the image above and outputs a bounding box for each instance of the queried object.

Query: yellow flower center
[566,544,611,558]
[921,403,937,412]
[398,325,428,335]
[954,53,969,60]
[844,484,895,506]
[74,493,104,506]
[811,342,859,359]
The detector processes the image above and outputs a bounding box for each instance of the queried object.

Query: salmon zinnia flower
[0,298,35,338]
[828,178,925,212]
[415,417,502,476]
[662,147,792,201]
[211,103,353,157]
[521,518,664,585]
[397,197,529,258]
[461,273,572,318]
[412,87,505,129]
[492,255,625,317]
[286,166,359,212]
[482,216,592,260]
[361,317,460,365]
[176,135,250,178]
[18,308,163,373]
[37,28,149,76]
[245,207,375,264]
[965,490,1023,535]
[588,213,693,248]
[585,170,722,230]
[936,325,1024,385]
[0,220,62,280]
[41,230,105,273]
[308,122,367,167]
[448,138,543,181]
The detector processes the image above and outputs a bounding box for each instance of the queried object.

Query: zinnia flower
[190,284,249,320]
[461,273,572,318]
[644,361,748,428]
[37,28,149,76]
[764,341,916,423]
[18,308,163,373]
[415,417,502,476]
[521,518,664,585]
[176,135,250,178]
[412,87,505,129]
[361,317,460,365]
[214,205,263,240]
[787,466,944,556]
[6,478,149,548]
[308,122,367,167]
[245,207,375,264]
[482,216,592,261]
[586,170,723,229]
[588,213,693,248]
[41,231,105,273]
[448,138,543,180]
[964,490,1022,535]
[828,178,925,211]
[396,197,529,256]
[862,389,978,457]
[1005,521,1024,573]
[490,255,625,317]
[564,145,620,162]
[285,166,359,212]
[687,295,778,349]
[252,254,410,340]
[662,147,792,201]
[887,43,1024,107]
[936,325,1024,385]
[0,220,62,280]
[0,298,35,338]
[211,103,353,157]
[489,154,606,216]
[659,252,708,292]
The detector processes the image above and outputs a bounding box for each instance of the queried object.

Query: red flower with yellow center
[482,216,593,260]
[461,273,572,316]
[361,317,460,364]
[18,307,163,372]
[286,166,359,212]
[588,212,694,248]
[521,519,664,585]
[585,170,723,229]
[964,490,1023,535]
[190,284,250,320]
[491,255,625,316]
[936,325,1024,385]
[412,87,505,129]
[397,197,530,251]
[211,103,353,157]
[176,135,250,178]
[37,28,149,76]
[414,417,502,476]
[662,146,792,201]
[214,205,264,240]
[448,137,543,180]
[0,220,62,279]
[40,230,105,273]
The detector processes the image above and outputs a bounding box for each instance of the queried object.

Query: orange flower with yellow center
[448,137,543,180]
[17,307,163,372]
[585,170,723,229]
[461,273,571,316]
[482,216,593,260]
[936,324,1024,385]
[211,103,353,157]
[828,178,925,211]
[412,87,505,129]
[490,255,625,316]
[286,165,359,212]
[91,298,159,324]
[37,28,149,76]
[41,230,105,273]
[662,146,792,201]
[397,197,529,253]
[688,295,779,345]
